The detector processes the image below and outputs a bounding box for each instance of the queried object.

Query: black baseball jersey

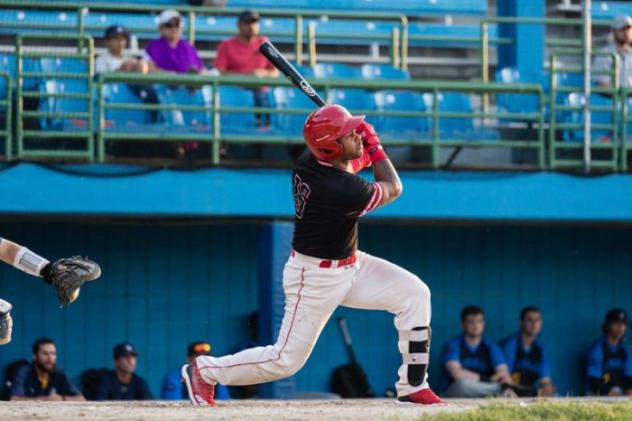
[292,151,382,260]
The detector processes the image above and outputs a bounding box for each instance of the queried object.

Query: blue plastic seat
[328,88,375,113]
[218,85,256,133]
[313,63,360,79]
[101,83,155,131]
[361,64,410,80]
[271,86,315,135]
[495,67,541,117]
[39,79,90,131]
[562,93,615,143]
[40,57,88,74]
[155,84,212,132]
[374,90,428,141]
[0,54,15,100]
[423,92,474,140]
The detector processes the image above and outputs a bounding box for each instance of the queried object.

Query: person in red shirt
[214,10,279,127]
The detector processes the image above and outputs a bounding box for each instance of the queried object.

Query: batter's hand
[356,122,387,163]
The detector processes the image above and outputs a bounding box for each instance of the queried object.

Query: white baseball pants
[197,250,432,397]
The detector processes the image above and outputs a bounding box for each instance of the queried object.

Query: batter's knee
[274,348,311,377]
[410,276,430,304]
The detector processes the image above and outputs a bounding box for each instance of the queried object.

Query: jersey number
[293,174,311,219]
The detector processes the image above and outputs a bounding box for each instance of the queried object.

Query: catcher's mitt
[44,256,101,306]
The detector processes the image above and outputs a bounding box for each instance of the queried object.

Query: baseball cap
[158,9,182,26]
[605,308,628,324]
[238,10,260,24]
[612,15,632,30]
[187,341,212,357]
[104,25,129,40]
[113,342,138,359]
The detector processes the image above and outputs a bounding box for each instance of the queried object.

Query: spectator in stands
[593,15,632,88]
[95,342,152,400]
[440,305,514,398]
[585,309,632,396]
[500,306,555,397]
[214,10,279,127]
[10,338,84,401]
[96,25,160,123]
[161,341,230,400]
[96,25,151,75]
[145,9,203,74]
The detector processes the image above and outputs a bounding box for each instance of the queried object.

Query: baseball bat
[259,41,327,107]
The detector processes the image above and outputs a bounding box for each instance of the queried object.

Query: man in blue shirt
[95,343,152,400]
[161,341,230,400]
[500,306,555,397]
[441,305,513,397]
[10,338,84,401]
[585,309,632,396]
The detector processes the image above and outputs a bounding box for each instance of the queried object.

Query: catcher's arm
[0,237,101,306]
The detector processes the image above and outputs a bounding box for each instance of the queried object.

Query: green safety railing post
[480,21,489,83]
[15,36,24,159]
[188,10,196,45]
[537,88,545,169]
[308,21,317,67]
[77,7,86,51]
[400,16,408,71]
[391,28,400,68]
[1,73,12,161]
[622,88,629,171]
[97,75,105,162]
[295,15,303,66]
[212,82,220,165]
[548,54,557,170]
[431,88,439,168]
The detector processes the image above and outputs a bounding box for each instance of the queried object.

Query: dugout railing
[619,88,632,171]
[0,71,11,161]
[93,72,545,168]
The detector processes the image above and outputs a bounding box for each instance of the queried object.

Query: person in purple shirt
[145,9,203,74]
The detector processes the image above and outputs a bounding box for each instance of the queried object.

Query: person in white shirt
[96,25,152,74]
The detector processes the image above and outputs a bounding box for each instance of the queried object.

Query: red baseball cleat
[397,388,446,405]
[182,362,216,407]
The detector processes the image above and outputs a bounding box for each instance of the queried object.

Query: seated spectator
[96,25,151,75]
[145,9,203,74]
[10,338,84,401]
[214,10,279,127]
[593,15,632,88]
[96,25,160,124]
[95,343,152,400]
[161,341,230,400]
[440,305,513,398]
[585,309,632,396]
[500,306,555,397]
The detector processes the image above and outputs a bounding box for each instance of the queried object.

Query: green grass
[422,400,632,421]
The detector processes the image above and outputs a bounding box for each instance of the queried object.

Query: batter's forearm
[0,239,20,265]
[373,158,402,206]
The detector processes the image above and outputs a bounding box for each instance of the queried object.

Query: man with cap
[593,15,632,88]
[95,342,152,400]
[585,309,632,396]
[214,10,279,127]
[145,9,203,74]
[161,341,229,400]
[96,25,152,75]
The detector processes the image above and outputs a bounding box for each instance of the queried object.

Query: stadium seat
[0,55,15,100]
[218,85,256,133]
[327,88,376,113]
[495,67,541,118]
[100,83,155,131]
[39,80,90,131]
[561,93,615,143]
[313,63,360,79]
[271,86,315,135]
[374,90,428,142]
[361,64,410,81]
[40,57,88,74]
[422,92,474,140]
[154,85,212,132]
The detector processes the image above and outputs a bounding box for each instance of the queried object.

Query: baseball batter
[183,104,443,406]
[0,236,101,345]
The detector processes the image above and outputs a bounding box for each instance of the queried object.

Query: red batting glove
[350,148,372,173]
[356,121,387,163]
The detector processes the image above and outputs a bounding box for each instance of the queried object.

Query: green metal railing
[0,1,409,69]
[0,72,11,161]
[16,34,95,160]
[95,72,545,168]
[548,52,620,170]
[619,88,632,171]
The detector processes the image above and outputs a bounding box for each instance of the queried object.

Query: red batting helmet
[303,104,365,161]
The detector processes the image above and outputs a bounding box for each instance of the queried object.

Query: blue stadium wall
[1,219,631,397]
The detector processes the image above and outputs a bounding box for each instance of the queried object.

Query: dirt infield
[0,399,481,420]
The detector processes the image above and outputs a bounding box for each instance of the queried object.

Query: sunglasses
[163,20,182,29]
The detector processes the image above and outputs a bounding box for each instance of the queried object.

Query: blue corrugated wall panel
[1,221,630,397]
[0,221,260,398]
